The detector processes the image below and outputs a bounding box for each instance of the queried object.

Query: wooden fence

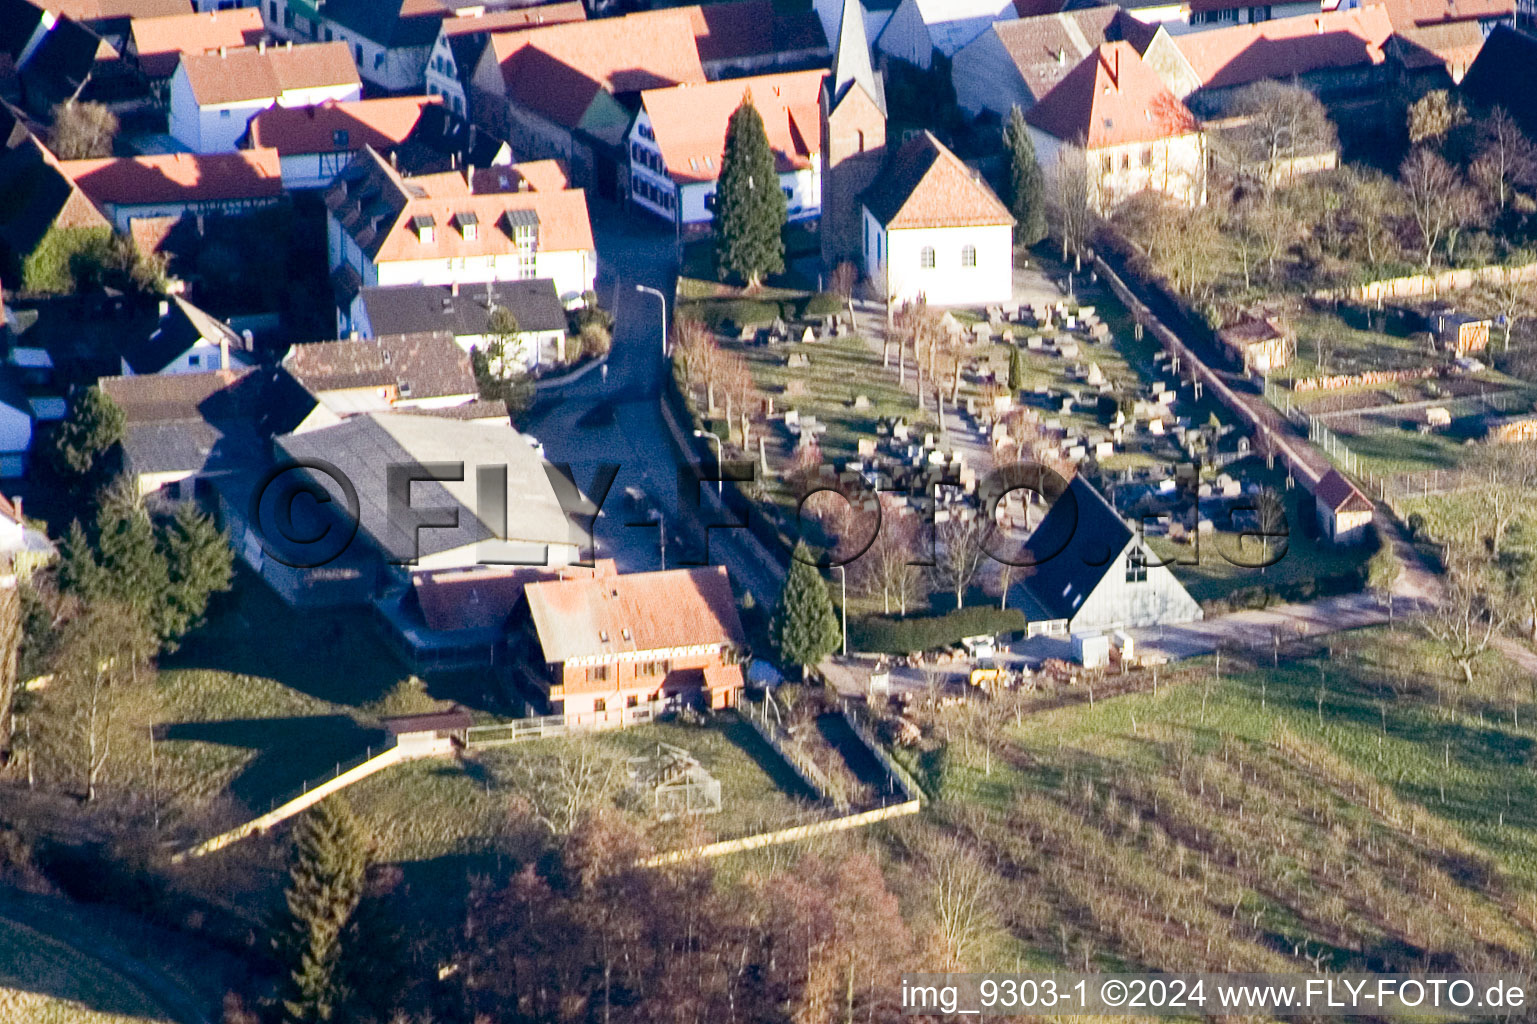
[463,700,667,747]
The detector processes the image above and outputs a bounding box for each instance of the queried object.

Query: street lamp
[834,564,847,658]
[693,429,723,496]
[635,283,667,358]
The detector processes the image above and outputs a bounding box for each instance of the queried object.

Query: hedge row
[682,292,846,330]
[848,606,1027,654]
[1199,566,1368,616]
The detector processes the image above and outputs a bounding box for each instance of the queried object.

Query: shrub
[21,226,114,294]
[687,298,783,330]
[800,292,844,318]
[848,607,1027,654]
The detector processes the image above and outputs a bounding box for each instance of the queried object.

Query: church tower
[819,0,887,270]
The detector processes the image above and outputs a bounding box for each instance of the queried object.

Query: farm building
[1016,475,1202,636]
[1218,314,1293,374]
[1312,469,1374,545]
[1430,310,1491,355]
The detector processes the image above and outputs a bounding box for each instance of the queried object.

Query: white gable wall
[1068,538,1202,634]
[864,212,1012,306]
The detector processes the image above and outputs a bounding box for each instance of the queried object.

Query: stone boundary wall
[1320,262,1537,304]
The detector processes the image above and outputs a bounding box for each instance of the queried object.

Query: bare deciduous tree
[48,101,118,159]
[1049,144,1095,269]
[1418,554,1507,689]
[1399,147,1478,268]
[1214,81,1338,202]
[511,740,629,835]
[921,831,999,969]
[932,510,991,610]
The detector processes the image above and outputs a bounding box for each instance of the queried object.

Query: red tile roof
[178,41,360,106]
[640,68,825,183]
[438,0,586,37]
[491,9,706,130]
[1371,0,1513,28]
[1173,9,1392,90]
[53,0,188,21]
[524,565,745,663]
[130,7,264,78]
[862,130,1014,229]
[1314,468,1374,514]
[1026,41,1199,148]
[989,8,1160,103]
[61,148,284,205]
[412,560,615,631]
[248,95,439,155]
[470,159,568,193]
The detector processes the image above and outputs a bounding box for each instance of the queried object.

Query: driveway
[520,202,784,604]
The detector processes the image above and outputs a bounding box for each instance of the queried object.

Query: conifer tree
[1003,106,1047,246]
[770,543,841,679]
[1007,344,1025,392]
[279,797,368,1024]
[715,95,787,288]
[163,501,234,645]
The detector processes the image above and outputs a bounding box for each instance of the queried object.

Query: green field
[348,716,816,868]
[907,627,1537,974]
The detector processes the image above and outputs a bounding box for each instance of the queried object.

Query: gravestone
[852,394,871,410]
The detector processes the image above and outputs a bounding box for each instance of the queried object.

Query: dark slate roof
[393,102,509,175]
[359,279,567,337]
[98,366,320,476]
[321,0,442,49]
[20,17,104,110]
[119,297,244,375]
[1462,25,1537,137]
[0,0,44,63]
[1019,474,1133,622]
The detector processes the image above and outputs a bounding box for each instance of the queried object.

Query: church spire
[829,0,884,115]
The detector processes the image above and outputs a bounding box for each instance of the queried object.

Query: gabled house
[119,296,254,376]
[1067,0,1324,35]
[424,1,588,117]
[1,1,126,115]
[1373,0,1512,84]
[61,148,284,230]
[860,131,1013,306]
[952,8,1195,119]
[1017,474,1201,636]
[283,331,482,414]
[1025,41,1206,210]
[520,564,747,727]
[1312,468,1374,544]
[249,96,513,188]
[99,365,333,499]
[1171,7,1394,111]
[168,40,361,153]
[874,0,1018,70]
[628,69,825,230]
[325,146,596,331]
[127,6,265,78]
[353,279,569,369]
[467,8,707,196]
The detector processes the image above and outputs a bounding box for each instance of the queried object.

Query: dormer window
[411,214,435,244]
[455,211,479,240]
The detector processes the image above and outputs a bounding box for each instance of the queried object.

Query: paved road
[520,203,783,605]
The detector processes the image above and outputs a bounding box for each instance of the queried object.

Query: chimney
[12,497,20,522]
[219,335,230,371]
[258,38,266,53]
[286,40,293,50]
[451,281,459,297]
[218,45,226,57]
[465,163,474,193]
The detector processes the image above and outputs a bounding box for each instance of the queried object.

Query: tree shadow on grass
[159,715,387,812]
[160,566,411,707]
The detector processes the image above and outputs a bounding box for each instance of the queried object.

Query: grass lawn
[349,714,818,869]
[1145,458,1371,603]
[0,918,171,1024]
[918,627,1537,973]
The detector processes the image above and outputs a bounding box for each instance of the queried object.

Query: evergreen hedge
[848,606,1027,654]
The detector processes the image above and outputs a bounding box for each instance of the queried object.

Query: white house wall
[120,338,250,376]
[1028,125,1205,212]
[1068,539,1202,633]
[369,249,595,301]
[867,218,1013,306]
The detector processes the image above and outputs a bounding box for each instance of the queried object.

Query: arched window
[919,246,936,269]
[961,244,977,267]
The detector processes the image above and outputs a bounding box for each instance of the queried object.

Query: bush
[848,607,1027,654]
[800,292,844,318]
[687,298,783,330]
[21,225,114,294]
